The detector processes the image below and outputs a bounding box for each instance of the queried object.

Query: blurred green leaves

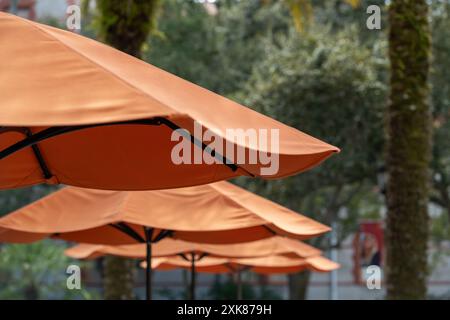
[0,241,97,299]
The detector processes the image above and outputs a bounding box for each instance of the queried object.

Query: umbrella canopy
[0,12,339,191]
[65,236,322,260]
[149,255,339,300]
[0,181,330,300]
[155,255,339,299]
[66,236,333,300]
[147,255,340,274]
[0,181,330,245]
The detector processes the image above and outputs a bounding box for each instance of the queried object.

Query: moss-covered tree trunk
[97,0,160,58]
[96,0,160,300]
[386,0,432,300]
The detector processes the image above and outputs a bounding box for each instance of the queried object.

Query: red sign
[352,221,384,284]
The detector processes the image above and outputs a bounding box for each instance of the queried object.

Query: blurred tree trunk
[288,271,310,300]
[96,0,160,300]
[103,256,135,300]
[23,283,39,300]
[386,0,431,300]
[97,0,160,58]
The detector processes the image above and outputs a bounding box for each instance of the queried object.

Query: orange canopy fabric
[144,255,340,274]
[64,236,322,260]
[0,12,339,191]
[0,181,329,244]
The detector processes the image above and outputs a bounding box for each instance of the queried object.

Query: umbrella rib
[143,226,154,243]
[109,222,146,243]
[262,224,278,236]
[0,117,240,174]
[153,229,173,243]
[196,252,209,262]
[0,127,53,180]
[0,119,162,161]
[158,118,239,173]
[178,252,190,262]
[178,252,208,262]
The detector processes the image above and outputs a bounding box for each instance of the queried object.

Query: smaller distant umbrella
[66,236,332,299]
[0,182,329,300]
[147,255,339,273]
[141,255,339,299]
[65,236,322,260]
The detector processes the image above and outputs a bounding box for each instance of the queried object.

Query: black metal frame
[108,222,172,300]
[0,117,239,181]
[224,264,250,300]
[144,227,154,301]
[109,222,146,243]
[179,251,208,300]
[263,225,277,235]
[0,127,53,179]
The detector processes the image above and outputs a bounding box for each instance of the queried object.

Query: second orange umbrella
[0,182,329,299]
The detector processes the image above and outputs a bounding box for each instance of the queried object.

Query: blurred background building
[0,0,80,22]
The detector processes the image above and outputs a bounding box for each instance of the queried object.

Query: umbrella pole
[237,270,243,300]
[190,253,196,300]
[146,241,152,300]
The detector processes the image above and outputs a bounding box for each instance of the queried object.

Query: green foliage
[146,0,221,90]
[430,212,450,243]
[147,0,291,95]
[240,26,386,171]
[313,0,387,41]
[0,241,96,299]
[430,1,450,221]
[233,25,387,248]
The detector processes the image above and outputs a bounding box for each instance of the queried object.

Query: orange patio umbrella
[65,236,322,260]
[0,12,339,191]
[0,182,329,244]
[149,255,339,274]
[0,182,329,299]
[65,236,328,299]
[142,255,339,299]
